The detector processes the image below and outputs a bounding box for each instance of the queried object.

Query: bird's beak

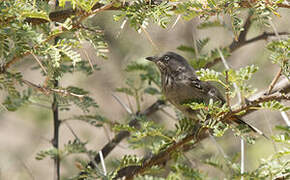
[145,56,158,62]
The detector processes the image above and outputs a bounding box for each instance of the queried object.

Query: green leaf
[36,148,58,160]
[21,10,49,21]
[69,114,108,128]
[196,68,227,87]
[144,87,160,95]
[115,87,134,96]
[197,20,224,29]
[259,100,290,111]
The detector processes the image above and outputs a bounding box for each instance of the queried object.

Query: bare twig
[206,18,289,69]
[82,49,94,71]
[112,94,133,114]
[267,68,283,95]
[171,15,181,30]
[31,52,47,74]
[99,150,107,176]
[141,26,159,50]
[22,79,85,98]
[280,111,290,126]
[225,71,231,107]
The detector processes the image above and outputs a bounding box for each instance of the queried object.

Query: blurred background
[0,8,289,180]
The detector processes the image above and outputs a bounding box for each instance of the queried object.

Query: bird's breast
[162,75,203,105]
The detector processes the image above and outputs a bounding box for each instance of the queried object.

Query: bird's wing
[205,82,226,104]
[183,72,226,104]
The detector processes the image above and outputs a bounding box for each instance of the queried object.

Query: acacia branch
[115,79,290,179]
[203,11,290,68]
[22,79,85,98]
[205,31,290,68]
[78,99,165,179]
[21,0,290,25]
[52,79,60,180]
[0,2,108,72]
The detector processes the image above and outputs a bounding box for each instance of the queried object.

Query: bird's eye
[164,55,170,61]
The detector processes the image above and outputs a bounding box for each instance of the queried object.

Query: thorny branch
[22,79,85,98]
[205,13,289,68]
[115,79,290,180]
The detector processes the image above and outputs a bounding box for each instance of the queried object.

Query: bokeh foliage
[0,0,289,180]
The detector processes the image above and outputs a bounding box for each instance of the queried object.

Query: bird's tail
[233,116,269,139]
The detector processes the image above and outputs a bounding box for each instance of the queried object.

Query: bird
[146,51,265,137]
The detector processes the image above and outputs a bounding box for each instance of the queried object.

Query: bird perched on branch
[146,51,265,137]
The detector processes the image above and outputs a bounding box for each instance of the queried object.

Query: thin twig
[112,93,133,114]
[141,26,159,51]
[205,31,289,68]
[31,52,47,74]
[280,111,290,126]
[225,71,231,107]
[231,93,290,115]
[99,151,107,176]
[171,15,181,30]
[78,3,113,22]
[218,47,245,178]
[267,68,282,95]
[63,122,103,176]
[82,49,94,71]
[22,79,85,98]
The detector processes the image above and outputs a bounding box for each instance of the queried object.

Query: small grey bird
[146,51,265,137]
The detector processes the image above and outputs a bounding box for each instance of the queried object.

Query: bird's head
[146,52,192,74]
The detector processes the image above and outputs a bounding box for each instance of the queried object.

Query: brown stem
[21,79,85,98]
[52,79,60,180]
[205,31,290,68]
[225,70,231,107]
[267,68,283,95]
